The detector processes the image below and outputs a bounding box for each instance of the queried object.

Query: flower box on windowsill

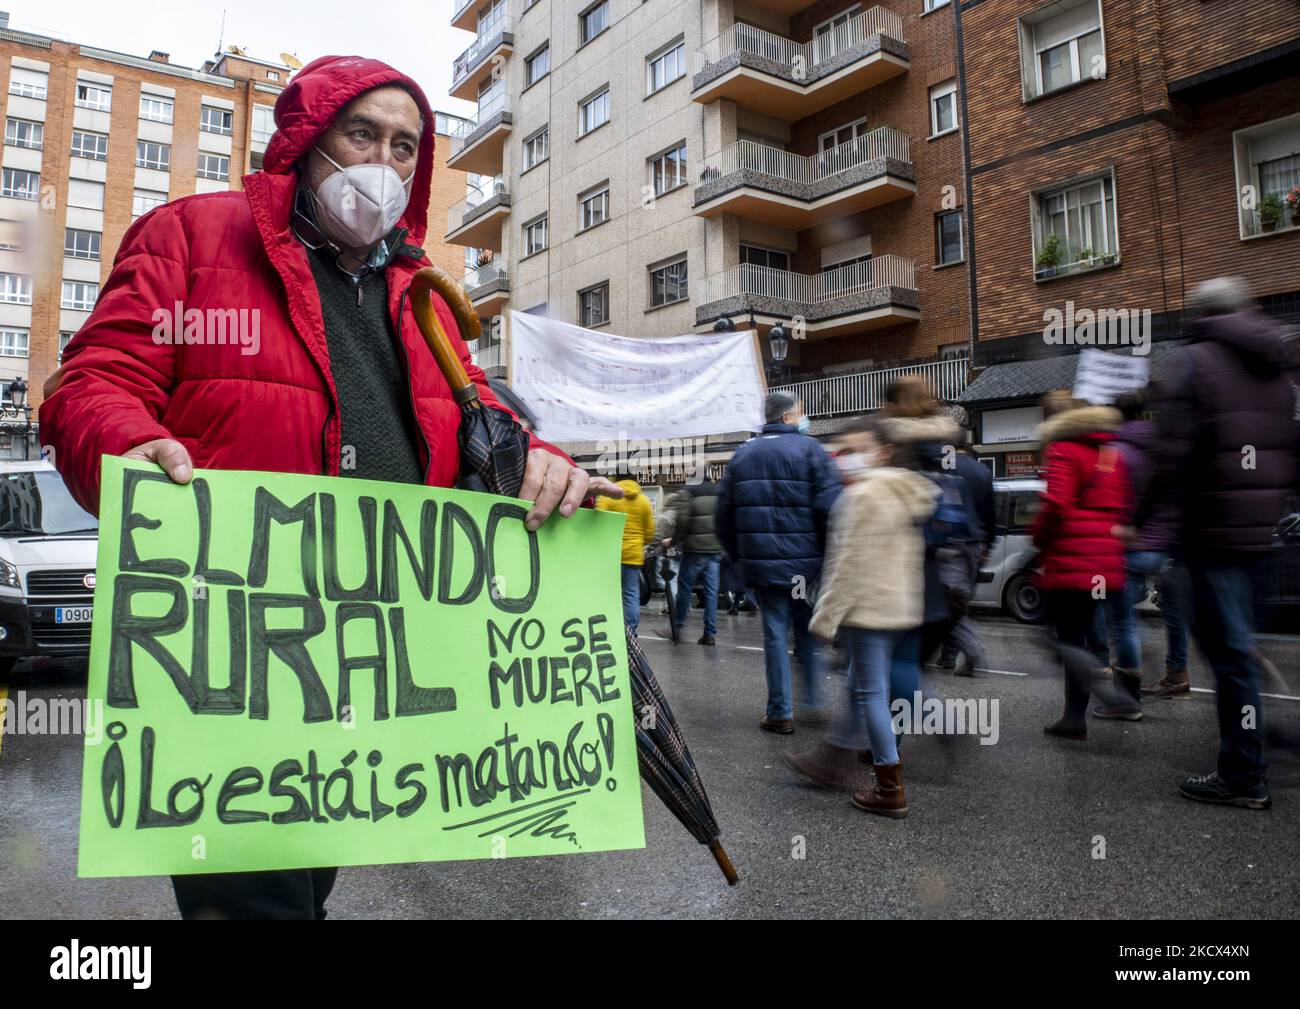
[1034,254,1120,283]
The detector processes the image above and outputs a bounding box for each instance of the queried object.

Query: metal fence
[699,127,910,186]
[696,5,903,75]
[452,17,512,83]
[698,254,917,306]
[448,91,509,157]
[774,358,971,418]
[447,177,507,234]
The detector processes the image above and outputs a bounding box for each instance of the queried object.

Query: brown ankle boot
[785,743,857,790]
[851,761,908,818]
[1141,667,1190,697]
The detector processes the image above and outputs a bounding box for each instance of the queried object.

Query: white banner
[508,311,766,441]
[1071,348,1149,405]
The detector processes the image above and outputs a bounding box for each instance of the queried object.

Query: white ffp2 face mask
[312,147,415,248]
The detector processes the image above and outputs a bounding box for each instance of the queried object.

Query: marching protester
[1031,391,1138,741]
[597,473,656,636]
[1141,277,1300,809]
[716,392,842,734]
[662,477,723,645]
[39,55,616,919]
[938,439,996,677]
[787,415,938,816]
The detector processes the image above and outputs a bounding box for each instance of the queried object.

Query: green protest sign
[78,458,644,877]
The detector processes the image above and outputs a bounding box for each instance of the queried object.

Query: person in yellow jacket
[597,475,656,634]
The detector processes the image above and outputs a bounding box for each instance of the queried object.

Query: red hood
[262,55,436,245]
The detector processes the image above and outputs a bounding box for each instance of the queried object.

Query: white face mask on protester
[836,452,876,480]
[312,147,415,248]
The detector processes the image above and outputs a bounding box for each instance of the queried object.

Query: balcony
[472,340,505,374]
[450,18,513,101]
[464,262,509,317]
[451,0,479,33]
[774,358,971,419]
[692,6,908,119]
[696,255,919,338]
[695,127,913,228]
[446,178,510,250]
[446,93,512,175]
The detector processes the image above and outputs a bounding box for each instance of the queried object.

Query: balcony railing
[472,342,504,371]
[453,0,475,22]
[464,261,508,292]
[448,91,510,158]
[447,177,508,234]
[699,127,910,187]
[452,17,512,84]
[699,255,917,307]
[774,358,971,418]
[696,5,904,76]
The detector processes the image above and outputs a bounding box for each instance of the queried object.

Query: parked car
[1258,512,1300,632]
[971,477,1047,622]
[0,461,99,674]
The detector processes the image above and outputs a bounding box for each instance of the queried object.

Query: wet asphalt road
[2,610,1298,920]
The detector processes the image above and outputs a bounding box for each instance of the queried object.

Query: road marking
[1191,685,1300,703]
[0,683,6,761]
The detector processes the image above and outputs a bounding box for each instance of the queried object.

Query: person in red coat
[39,55,618,919]
[1031,391,1138,740]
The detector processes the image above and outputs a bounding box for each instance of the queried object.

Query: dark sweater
[307,245,425,485]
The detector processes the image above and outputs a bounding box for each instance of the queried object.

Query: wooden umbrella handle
[410,267,482,407]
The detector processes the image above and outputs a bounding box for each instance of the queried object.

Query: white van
[0,460,99,675]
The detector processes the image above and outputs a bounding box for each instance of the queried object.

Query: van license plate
[55,607,92,624]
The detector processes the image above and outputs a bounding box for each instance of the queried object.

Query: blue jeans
[1106,551,1190,671]
[757,585,822,719]
[1187,560,1265,786]
[674,552,721,637]
[827,627,902,764]
[621,564,642,634]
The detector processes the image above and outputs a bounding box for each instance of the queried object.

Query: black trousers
[171,868,338,920]
[1046,590,1106,722]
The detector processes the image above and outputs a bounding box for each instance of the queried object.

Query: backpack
[922,470,973,548]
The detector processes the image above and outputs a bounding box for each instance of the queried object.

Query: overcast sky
[7,1,477,117]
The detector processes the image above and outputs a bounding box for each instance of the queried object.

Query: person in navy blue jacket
[716,391,843,734]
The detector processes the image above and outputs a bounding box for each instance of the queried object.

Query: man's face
[302,85,422,198]
[783,400,806,426]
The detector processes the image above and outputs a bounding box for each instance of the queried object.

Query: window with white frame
[1232,113,1300,237]
[1019,0,1104,100]
[579,87,610,136]
[8,67,48,100]
[924,0,950,12]
[200,106,233,135]
[649,142,687,195]
[59,331,75,363]
[819,118,869,154]
[525,44,550,87]
[68,179,105,210]
[75,82,112,111]
[580,0,610,45]
[1,168,39,200]
[930,80,958,136]
[61,280,98,311]
[523,126,549,170]
[478,0,505,35]
[578,183,609,231]
[139,95,174,123]
[0,274,33,304]
[64,228,101,261]
[136,140,171,171]
[741,244,791,272]
[649,257,688,307]
[936,210,963,265]
[252,105,275,146]
[813,4,864,64]
[197,153,230,181]
[70,130,107,160]
[1032,171,1118,270]
[647,38,685,95]
[579,282,609,326]
[4,118,42,150]
[132,188,167,218]
[524,215,548,256]
[0,328,29,357]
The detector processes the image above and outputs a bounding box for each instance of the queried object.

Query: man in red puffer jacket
[40,55,618,919]
[1031,391,1136,740]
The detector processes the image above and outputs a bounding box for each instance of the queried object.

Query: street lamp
[2,377,32,461]
[768,324,789,365]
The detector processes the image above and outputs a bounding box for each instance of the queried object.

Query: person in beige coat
[787,414,939,817]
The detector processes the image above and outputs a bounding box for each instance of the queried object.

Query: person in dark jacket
[1142,278,1300,810]
[665,479,723,644]
[716,391,843,733]
[937,441,996,676]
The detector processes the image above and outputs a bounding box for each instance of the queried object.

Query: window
[649,142,687,195]
[930,80,958,136]
[479,0,505,35]
[936,211,964,265]
[822,253,871,273]
[136,141,171,171]
[1233,114,1300,237]
[75,83,112,111]
[68,179,105,210]
[818,118,869,154]
[813,4,864,63]
[1020,0,1104,100]
[579,87,610,136]
[59,331,75,363]
[139,95,174,123]
[650,258,688,307]
[70,130,108,160]
[4,119,42,150]
[64,229,101,261]
[1033,172,1118,272]
[267,71,280,81]
[924,0,950,11]
[741,244,790,272]
[252,105,276,146]
[0,274,32,304]
[647,39,686,94]
[132,188,167,218]
[578,184,609,231]
[8,67,48,100]
[200,105,233,135]
[197,153,231,181]
[579,282,609,327]
[0,328,28,358]
[524,215,548,256]
[523,127,549,170]
[580,1,610,45]
[61,281,99,311]
[1,168,39,201]
[525,44,550,87]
